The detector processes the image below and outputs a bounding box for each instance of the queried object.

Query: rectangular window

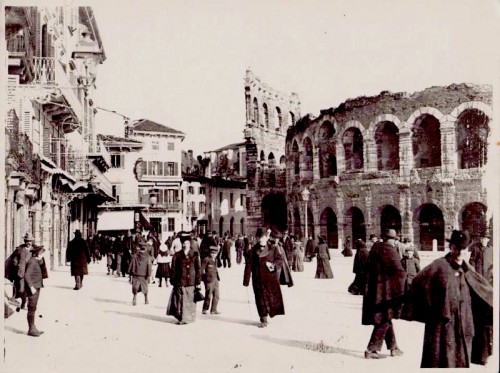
[168,218,175,231]
[230,193,234,209]
[241,194,245,207]
[188,186,194,194]
[166,162,178,176]
[199,202,206,214]
[219,192,223,204]
[199,187,205,195]
[168,142,174,151]
[152,140,159,150]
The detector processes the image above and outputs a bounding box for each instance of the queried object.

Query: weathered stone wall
[285,83,492,250]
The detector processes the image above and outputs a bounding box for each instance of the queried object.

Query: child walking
[401,246,420,293]
[201,246,221,315]
[128,241,152,305]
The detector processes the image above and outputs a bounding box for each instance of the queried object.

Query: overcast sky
[9,0,500,154]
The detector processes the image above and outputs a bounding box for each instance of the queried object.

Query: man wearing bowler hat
[362,228,406,359]
[402,230,493,368]
[66,229,91,290]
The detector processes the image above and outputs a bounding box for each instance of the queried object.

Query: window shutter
[174,162,179,176]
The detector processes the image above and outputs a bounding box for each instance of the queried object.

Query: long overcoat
[243,243,285,318]
[66,236,91,276]
[401,254,493,368]
[361,241,406,325]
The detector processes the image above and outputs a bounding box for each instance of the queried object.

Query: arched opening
[261,193,288,232]
[375,121,399,171]
[320,208,338,248]
[289,111,295,126]
[302,137,313,181]
[263,103,269,128]
[260,150,265,162]
[318,121,337,178]
[456,109,489,169]
[240,218,245,235]
[461,202,487,242]
[279,155,286,167]
[345,207,366,243]
[418,203,444,251]
[343,128,364,171]
[293,207,301,238]
[380,205,402,235]
[219,216,224,236]
[268,152,276,167]
[253,97,259,125]
[412,114,441,168]
[230,217,234,237]
[292,140,300,175]
[276,107,282,130]
[307,207,314,239]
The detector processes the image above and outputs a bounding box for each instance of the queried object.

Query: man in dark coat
[402,230,493,368]
[468,230,493,365]
[24,245,48,336]
[281,230,294,265]
[221,235,233,268]
[348,239,369,295]
[128,241,152,305]
[362,229,406,359]
[199,231,217,261]
[66,229,91,290]
[235,235,244,264]
[243,228,286,328]
[5,232,34,309]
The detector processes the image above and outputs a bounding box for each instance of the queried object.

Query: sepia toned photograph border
[1,0,500,372]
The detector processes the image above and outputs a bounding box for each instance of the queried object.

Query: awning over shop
[96,210,134,232]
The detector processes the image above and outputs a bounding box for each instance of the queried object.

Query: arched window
[318,121,336,178]
[302,137,313,181]
[292,140,300,175]
[289,111,295,126]
[343,128,364,170]
[375,121,399,171]
[412,114,441,168]
[268,152,276,167]
[260,150,265,162]
[276,107,282,129]
[253,98,259,126]
[263,103,269,128]
[456,109,489,169]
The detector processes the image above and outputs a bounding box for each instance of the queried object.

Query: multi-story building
[284,83,492,250]
[4,6,113,268]
[99,119,185,240]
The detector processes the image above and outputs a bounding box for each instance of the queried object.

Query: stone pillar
[399,129,412,180]
[364,139,377,172]
[440,121,456,179]
[336,194,345,245]
[336,138,345,174]
[312,146,320,181]
[400,187,413,239]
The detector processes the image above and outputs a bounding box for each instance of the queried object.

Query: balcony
[165,202,181,212]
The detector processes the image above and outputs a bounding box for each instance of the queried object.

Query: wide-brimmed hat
[383,229,398,240]
[446,230,469,250]
[30,245,45,255]
[23,232,34,242]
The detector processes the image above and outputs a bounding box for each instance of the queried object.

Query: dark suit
[201,256,220,313]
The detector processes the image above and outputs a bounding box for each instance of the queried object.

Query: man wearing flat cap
[24,245,47,336]
[5,232,35,309]
[402,230,493,368]
[362,228,406,359]
[201,246,221,315]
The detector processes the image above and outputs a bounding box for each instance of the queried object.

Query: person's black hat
[446,230,469,250]
[179,232,191,244]
[255,227,264,238]
[383,229,398,240]
[354,239,366,249]
[369,234,377,240]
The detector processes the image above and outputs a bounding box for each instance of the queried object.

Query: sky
[7,0,500,155]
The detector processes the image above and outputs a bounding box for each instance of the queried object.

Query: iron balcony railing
[32,57,56,85]
[6,34,26,54]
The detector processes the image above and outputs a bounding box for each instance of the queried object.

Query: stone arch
[319,207,338,248]
[260,150,265,162]
[318,120,335,141]
[411,114,441,168]
[374,121,399,171]
[406,107,445,127]
[268,152,276,167]
[345,206,366,243]
[261,192,288,232]
[342,127,364,171]
[252,97,259,125]
[455,109,489,169]
[366,114,403,138]
[279,155,286,167]
[459,202,487,241]
[292,140,300,175]
[289,111,296,126]
[379,205,402,235]
[275,106,282,130]
[263,103,269,128]
[449,101,492,121]
[416,203,445,251]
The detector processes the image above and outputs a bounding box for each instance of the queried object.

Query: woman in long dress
[314,236,333,279]
[291,236,304,272]
[167,237,201,324]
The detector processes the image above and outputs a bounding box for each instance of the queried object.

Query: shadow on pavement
[5,326,26,335]
[49,285,75,290]
[253,335,365,359]
[104,310,177,324]
[203,315,257,326]
[93,297,130,305]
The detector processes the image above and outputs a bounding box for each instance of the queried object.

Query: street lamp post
[71,30,104,93]
[301,187,310,244]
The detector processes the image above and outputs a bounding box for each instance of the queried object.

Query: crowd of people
[4,225,494,368]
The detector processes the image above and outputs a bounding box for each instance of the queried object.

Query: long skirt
[167,285,196,323]
[347,273,366,295]
[315,257,333,279]
[155,263,170,279]
[292,251,304,272]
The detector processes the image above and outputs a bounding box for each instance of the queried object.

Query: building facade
[284,84,492,250]
[5,6,113,268]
